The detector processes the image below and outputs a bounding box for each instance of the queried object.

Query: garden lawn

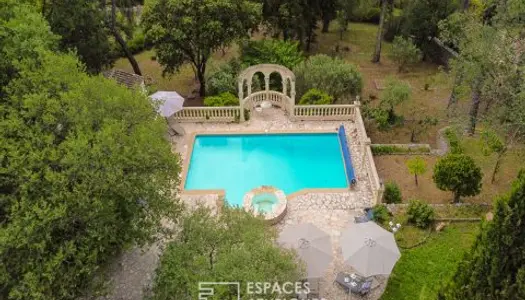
[380,223,479,300]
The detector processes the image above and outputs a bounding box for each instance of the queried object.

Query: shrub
[293,55,362,101]
[383,182,403,204]
[371,144,431,155]
[299,89,333,105]
[406,200,435,228]
[433,154,483,203]
[372,204,391,225]
[240,40,304,70]
[389,36,422,72]
[205,60,241,96]
[204,92,239,106]
[444,128,464,154]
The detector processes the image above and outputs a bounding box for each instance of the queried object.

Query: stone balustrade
[172,106,240,122]
[292,104,356,121]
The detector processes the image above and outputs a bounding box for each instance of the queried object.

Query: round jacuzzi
[243,186,287,225]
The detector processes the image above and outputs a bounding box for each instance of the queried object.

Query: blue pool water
[184,133,349,206]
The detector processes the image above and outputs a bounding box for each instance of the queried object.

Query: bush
[406,200,435,228]
[389,36,422,72]
[293,55,362,101]
[204,92,239,106]
[383,182,403,204]
[371,144,431,155]
[444,128,464,154]
[240,40,304,70]
[205,60,241,96]
[372,204,391,225]
[299,88,333,105]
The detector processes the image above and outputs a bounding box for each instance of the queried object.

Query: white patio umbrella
[341,221,400,277]
[278,223,333,279]
[150,91,184,117]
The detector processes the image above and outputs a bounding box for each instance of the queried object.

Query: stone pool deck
[97,109,386,300]
[173,107,374,210]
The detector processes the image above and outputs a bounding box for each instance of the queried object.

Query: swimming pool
[184,133,351,206]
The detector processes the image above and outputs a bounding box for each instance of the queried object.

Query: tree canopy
[150,205,303,300]
[293,54,362,101]
[143,0,261,96]
[432,154,483,203]
[439,171,525,299]
[1,2,181,298]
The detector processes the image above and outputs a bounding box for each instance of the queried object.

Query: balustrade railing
[292,104,356,121]
[173,106,240,122]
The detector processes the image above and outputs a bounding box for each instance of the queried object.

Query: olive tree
[150,206,303,300]
[433,154,483,203]
[143,0,261,97]
[293,54,362,102]
[389,36,422,72]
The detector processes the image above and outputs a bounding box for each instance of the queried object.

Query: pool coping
[179,129,356,200]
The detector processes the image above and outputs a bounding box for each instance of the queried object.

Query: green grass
[381,223,479,300]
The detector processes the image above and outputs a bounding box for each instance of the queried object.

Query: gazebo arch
[238,64,296,121]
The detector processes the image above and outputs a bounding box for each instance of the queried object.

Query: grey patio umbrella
[278,223,333,278]
[341,221,400,277]
[150,91,184,117]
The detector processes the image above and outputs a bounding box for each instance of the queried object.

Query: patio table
[335,272,372,296]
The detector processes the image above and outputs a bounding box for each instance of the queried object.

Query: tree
[401,0,457,57]
[293,54,362,101]
[150,205,303,300]
[406,157,427,186]
[433,154,482,203]
[107,0,142,75]
[240,39,304,70]
[261,0,321,50]
[142,0,261,97]
[407,108,438,142]
[389,36,422,72]
[372,0,388,63]
[438,172,525,299]
[379,77,411,124]
[43,0,114,73]
[1,3,181,298]
[335,0,357,40]
[320,0,338,33]
[480,128,522,184]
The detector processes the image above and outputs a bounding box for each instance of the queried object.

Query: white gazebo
[237,64,296,122]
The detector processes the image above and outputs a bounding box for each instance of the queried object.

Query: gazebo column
[239,80,244,122]
[290,79,296,119]
[282,77,288,112]
[264,74,270,102]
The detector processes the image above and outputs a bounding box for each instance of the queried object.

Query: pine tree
[439,171,525,299]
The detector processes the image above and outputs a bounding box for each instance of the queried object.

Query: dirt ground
[375,149,524,204]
